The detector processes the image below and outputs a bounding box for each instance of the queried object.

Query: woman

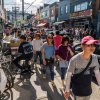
[57,35,74,89]
[32,33,43,66]
[41,34,55,86]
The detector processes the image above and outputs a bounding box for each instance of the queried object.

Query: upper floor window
[45,10,47,17]
[77,4,81,11]
[74,2,88,12]
[51,9,54,15]
[81,2,88,10]
[66,5,68,13]
[60,7,63,15]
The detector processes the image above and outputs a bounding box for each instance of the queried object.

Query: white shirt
[32,39,43,51]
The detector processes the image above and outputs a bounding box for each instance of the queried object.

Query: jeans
[34,51,42,64]
[42,62,54,81]
[60,68,67,80]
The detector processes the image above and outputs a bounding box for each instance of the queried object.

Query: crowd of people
[0,27,100,100]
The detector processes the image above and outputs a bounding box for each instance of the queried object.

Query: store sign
[70,9,92,18]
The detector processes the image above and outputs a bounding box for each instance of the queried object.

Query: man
[53,30,62,50]
[64,36,100,100]
[13,34,33,70]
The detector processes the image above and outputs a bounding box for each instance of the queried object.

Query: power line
[24,0,37,11]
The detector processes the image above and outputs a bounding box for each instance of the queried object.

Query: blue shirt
[41,43,55,59]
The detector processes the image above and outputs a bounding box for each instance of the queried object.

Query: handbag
[70,55,92,96]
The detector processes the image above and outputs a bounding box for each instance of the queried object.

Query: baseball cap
[81,36,99,45]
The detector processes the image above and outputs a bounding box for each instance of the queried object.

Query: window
[74,2,88,12]
[66,5,68,13]
[81,2,88,10]
[45,10,47,17]
[60,7,63,15]
[51,9,54,15]
[77,4,81,11]
[74,6,77,12]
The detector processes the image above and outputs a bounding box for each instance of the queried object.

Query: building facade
[58,0,70,21]
[40,4,50,24]
[70,0,94,29]
[50,2,59,24]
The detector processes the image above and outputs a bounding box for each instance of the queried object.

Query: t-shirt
[57,44,74,61]
[32,39,43,51]
[18,41,33,55]
[67,53,100,74]
[41,42,55,59]
[53,35,62,49]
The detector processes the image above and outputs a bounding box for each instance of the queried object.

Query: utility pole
[22,0,24,20]
[2,0,4,9]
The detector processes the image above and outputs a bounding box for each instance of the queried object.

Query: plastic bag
[0,68,7,94]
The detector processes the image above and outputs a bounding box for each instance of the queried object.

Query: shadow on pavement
[13,73,37,100]
[34,66,66,100]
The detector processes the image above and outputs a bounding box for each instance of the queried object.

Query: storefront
[70,9,93,29]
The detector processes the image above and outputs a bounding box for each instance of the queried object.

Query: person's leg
[49,63,55,86]
[34,51,38,63]
[13,56,23,69]
[61,68,67,87]
[49,64,54,81]
[42,64,47,79]
[38,51,43,65]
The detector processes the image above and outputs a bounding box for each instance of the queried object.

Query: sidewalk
[8,64,100,100]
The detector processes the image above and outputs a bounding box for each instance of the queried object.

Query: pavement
[4,64,100,100]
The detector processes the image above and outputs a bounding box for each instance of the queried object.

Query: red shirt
[53,35,62,49]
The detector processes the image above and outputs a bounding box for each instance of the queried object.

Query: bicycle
[0,50,14,93]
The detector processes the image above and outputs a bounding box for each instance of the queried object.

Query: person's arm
[65,72,72,92]
[67,46,74,57]
[64,72,72,99]
[94,69,100,86]
[64,57,76,99]
[41,44,46,65]
[18,44,22,53]
[94,55,100,86]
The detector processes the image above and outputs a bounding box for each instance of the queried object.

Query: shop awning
[37,23,47,27]
[53,21,65,25]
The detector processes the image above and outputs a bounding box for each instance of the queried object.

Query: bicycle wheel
[2,66,14,89]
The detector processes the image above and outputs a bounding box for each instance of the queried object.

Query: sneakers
[51,81,56,87]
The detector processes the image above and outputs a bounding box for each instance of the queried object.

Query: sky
[4,0,59,14]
